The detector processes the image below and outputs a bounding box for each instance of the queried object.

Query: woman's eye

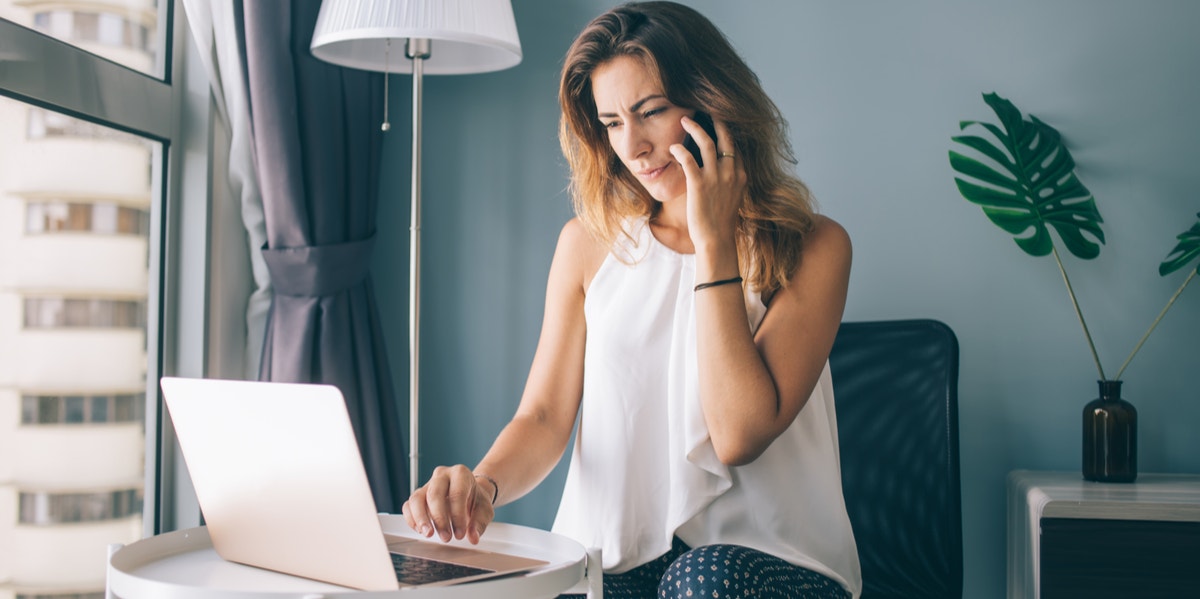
[643,108,664,118]
[601,120,620,129]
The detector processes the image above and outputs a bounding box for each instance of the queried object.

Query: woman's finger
[710,117,732,153]
[446,467,479,541]
[423,467,455,541]
[681,114,716,167]
[402,488,435,538]
[465,491,495,544]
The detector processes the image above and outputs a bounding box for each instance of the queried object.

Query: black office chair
[828,319,963,599]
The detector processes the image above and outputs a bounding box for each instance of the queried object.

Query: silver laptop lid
[161,377,400,591]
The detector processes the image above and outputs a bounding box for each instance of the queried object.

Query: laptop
[159,376,548,591]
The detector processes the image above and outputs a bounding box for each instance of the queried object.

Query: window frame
[1,1,216,537]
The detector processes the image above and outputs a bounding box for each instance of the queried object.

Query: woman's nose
[615,124,650,161]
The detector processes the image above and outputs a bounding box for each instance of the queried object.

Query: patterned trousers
[560,537,850,599]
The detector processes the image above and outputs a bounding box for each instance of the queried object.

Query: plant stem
[1114,268,1196,381]
[1051,245,1107,380]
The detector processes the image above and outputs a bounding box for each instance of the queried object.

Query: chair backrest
[828,319,963,599]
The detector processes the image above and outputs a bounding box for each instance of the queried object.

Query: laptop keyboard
[390,552,494,585]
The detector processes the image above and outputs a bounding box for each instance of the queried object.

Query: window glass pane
[37,396,61,424]
[21,395,39,424]
[0,3,164,79]
[119,206,150,236]
[63,396,86,423]
[114,394,135,422]
[89,395,109,422]
[93,203,117,234]
[46,203,71,231]
[26,202,45,232]
[67,204,92,231]
[1,94,153,591]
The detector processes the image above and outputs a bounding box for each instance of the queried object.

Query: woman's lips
[638,163,670,180]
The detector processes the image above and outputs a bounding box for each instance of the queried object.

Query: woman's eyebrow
[597,94,667,119]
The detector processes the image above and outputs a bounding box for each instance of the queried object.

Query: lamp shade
[310,0,522,74]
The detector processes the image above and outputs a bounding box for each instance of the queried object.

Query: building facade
[0,1,159,597]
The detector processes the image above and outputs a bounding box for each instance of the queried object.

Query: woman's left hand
[670,115,747,250]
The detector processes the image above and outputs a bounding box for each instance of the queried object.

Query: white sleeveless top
[551,218,861,597]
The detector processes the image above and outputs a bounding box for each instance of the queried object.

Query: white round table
[106,516,588,598]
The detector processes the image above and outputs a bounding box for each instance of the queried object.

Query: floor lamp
[310,0,522,494]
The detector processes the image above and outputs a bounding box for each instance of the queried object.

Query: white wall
[373,2,1200,597]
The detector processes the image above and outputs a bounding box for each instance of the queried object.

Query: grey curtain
[242,0,407,512]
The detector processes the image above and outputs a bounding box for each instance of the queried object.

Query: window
[0,0,202,595]
[18,489,143,525]
[25,201,151,236]
[21,393,145,424]
[22,297,147,328]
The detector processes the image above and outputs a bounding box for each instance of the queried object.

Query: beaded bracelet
[694,276,743,292]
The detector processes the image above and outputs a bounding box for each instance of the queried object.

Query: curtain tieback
[262,235,375,297]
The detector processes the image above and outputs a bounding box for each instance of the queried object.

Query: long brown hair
[559,1,816,295]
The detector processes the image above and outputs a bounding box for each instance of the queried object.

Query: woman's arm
[402,218,605,543]
[474,218,607,502]
[693,215,852,466]
[675,117,853,466]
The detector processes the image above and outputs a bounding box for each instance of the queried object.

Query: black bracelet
[694,276,743,292]
[474,473,499,505]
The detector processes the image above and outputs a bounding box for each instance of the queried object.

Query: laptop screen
[160,377,546,591]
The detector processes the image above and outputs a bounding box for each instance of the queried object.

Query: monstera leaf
[950,93,1105,259]
[1159,212,1200,276]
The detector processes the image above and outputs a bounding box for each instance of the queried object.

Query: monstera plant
[948,92,1199,381]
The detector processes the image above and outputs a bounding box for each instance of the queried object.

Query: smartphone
[682,111,718,167]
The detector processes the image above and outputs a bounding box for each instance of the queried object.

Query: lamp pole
[406,38,430,495]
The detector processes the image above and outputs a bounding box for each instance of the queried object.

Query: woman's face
[591,55,693,204]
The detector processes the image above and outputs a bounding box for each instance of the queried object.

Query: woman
[403,2,860,597]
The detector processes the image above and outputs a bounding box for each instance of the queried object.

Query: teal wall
[372,2,1200,597]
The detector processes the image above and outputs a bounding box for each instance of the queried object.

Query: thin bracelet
[694,276,743,292]
[474,473,499,505]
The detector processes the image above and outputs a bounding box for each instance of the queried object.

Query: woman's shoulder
[806,213,854,248]
[555,218,610,289]
[803,214,852,258]
[557,218,608,257]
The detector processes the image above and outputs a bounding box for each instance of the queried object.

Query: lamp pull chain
[381,39,391,132]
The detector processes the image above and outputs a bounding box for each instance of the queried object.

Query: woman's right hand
[402,464,495,545]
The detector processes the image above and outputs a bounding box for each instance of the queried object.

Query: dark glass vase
[1082,380,1137,482]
